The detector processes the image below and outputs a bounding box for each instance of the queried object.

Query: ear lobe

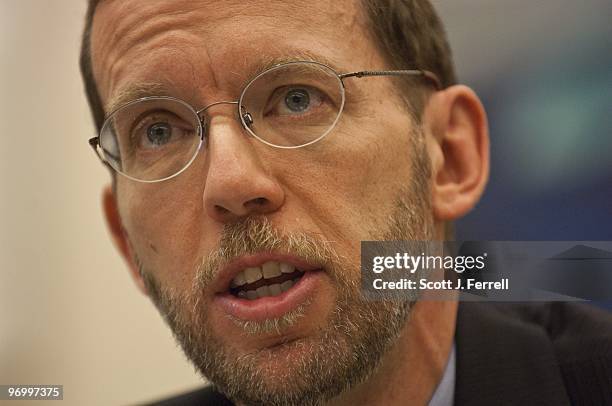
[102,186,149,296]
[427,85,490,221]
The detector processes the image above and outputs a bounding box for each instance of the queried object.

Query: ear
[102,185,149,296]
[423,85,490,221]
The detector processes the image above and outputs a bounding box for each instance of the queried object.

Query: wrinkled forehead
[90,0,380,110]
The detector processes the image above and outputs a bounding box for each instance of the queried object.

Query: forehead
[90,0,382,110]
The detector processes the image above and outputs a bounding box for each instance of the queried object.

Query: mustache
[194,216,342,289]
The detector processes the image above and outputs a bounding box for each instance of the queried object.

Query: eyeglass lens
[99,62,345,182]
[100,98,202,182]
[239,62,344,148]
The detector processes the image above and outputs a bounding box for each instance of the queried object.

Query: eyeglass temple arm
[339,69,442,90]
[88,136,105,163]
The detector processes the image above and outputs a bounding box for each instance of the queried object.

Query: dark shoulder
[142,385,233,406]
[510,303,612,400]
[459,302,612,404]
[515,302,612,392]
[494,302,612,361]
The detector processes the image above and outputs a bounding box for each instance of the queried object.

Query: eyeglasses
[88,60,441,183]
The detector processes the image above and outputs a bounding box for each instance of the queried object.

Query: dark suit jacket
[145,302,612,405]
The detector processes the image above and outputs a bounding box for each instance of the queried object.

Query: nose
[201,109,285,223]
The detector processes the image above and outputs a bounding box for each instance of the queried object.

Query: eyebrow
[255,51,346,76]
[105,82,173,115]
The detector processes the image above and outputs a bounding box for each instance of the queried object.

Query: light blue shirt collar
[428,342,456,406]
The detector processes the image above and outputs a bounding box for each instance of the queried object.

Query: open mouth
[213,254,325,322]
[229,261,306,300]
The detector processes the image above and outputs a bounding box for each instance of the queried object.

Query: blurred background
[0,0,610,405]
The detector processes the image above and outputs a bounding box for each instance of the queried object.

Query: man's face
[92,0,435,403]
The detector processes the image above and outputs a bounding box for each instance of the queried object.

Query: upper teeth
[231,261,296,287]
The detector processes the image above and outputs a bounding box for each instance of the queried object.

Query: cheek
[117,180,206,285]
[283,114,415,239]
[329,120,413,196]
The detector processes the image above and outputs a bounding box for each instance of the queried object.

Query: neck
[328,299,458,406]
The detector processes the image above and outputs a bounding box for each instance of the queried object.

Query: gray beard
[137,135,433,406]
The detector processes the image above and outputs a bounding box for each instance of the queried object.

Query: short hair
[80,0,456,131]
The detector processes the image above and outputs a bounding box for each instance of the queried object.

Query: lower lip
[213,270,324,322]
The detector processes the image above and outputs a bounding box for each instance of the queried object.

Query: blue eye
[284,89,310,112]
[147,122,172,146]
[130,111,195,151]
